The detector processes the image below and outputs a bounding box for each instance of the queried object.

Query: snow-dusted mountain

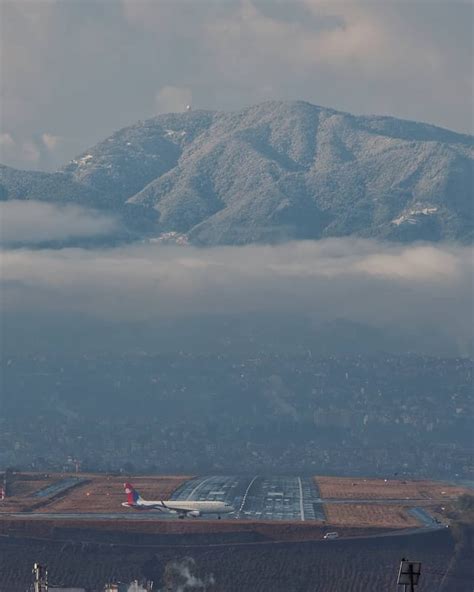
[1,101,472,244]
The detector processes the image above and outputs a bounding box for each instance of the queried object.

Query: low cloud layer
[0,200,118,244]
[2,239,472,353]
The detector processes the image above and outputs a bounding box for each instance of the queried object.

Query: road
[33,478,88,498]
[0,511,180,521]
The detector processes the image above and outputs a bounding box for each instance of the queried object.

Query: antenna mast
[33,563,48,592]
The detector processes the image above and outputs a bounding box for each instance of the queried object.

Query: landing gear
[218,515,221,520]
[179,514,185,519]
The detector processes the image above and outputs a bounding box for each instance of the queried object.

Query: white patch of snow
[77,154,93,166]
[164,129,187,138]
[147,231,189,246]
[392,206,438,226]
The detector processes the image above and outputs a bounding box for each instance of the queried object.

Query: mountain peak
[1,101,472,245]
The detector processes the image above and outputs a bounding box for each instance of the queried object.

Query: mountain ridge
[1,100,472,245]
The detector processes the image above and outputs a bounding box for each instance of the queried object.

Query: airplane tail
[124,482,142,505]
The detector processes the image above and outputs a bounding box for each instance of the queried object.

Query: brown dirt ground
[38,474,191,512]
[315,476,469,501]
[0,473,191,513]
[323,503,420,528]
[8,476,53,497]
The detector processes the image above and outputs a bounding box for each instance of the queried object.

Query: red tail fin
[124,482,139,505]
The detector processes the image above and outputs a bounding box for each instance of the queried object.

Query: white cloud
[0,133,15,148]
[41,132,61,151]
[0,134,37,165]
[0,200,118,244]
[21,141,41,164]
[155,86,193,114]
[0,132,64,168]
[354,246,461,281]
[1,240,472,354]
[205,0,445,86]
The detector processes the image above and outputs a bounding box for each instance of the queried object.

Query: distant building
[104,581,153,592]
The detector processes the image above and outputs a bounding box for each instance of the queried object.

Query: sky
[0,0,472,171]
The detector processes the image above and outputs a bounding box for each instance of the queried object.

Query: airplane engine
[188,510,201,518]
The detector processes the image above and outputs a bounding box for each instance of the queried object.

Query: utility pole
[397,558,421,592]
[32,563,48,592]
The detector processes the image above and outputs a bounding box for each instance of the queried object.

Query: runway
[0,475,448,534]
[171,475,325,521]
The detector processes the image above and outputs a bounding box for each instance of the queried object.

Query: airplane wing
[145,503,168,512]
[161,501,188,513]
[160,501,201,518]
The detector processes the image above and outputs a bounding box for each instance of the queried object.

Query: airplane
[122,482,235,519]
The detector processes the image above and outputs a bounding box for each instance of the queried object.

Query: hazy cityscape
[1,352,472,478]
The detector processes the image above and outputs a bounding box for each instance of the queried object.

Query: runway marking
[298,477,305,521]
[186,476,216,500]
[238,475,258,517]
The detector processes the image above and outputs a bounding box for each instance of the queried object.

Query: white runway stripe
[297,476,305,521]
[186,476,216,500]
[238,475,259,516]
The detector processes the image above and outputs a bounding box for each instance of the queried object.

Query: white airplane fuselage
[122,499,234,515]
[122,483,234,518]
